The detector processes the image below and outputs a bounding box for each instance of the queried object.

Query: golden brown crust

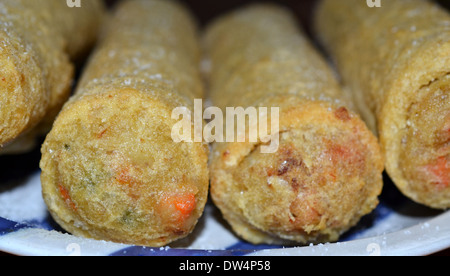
[315,0,450,209]
[205,5,383,244]
[40,0,209,247]
[0,0,105,152]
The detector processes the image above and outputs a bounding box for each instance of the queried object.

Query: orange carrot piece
[97,128,108,139]
[425,156,449,189]
[116,167,132,185]
[160,193,196,224]
[58,184,77,211]
[173,193,196,216]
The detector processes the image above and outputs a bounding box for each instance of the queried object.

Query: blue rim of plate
[0,165,449,256]
[1,193,449,256]
[1,210,450,256]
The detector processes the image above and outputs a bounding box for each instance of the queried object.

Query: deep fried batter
[40,0,209,247]
[205,5,383,244]
[0,0,104,153]
[316,0,450,209]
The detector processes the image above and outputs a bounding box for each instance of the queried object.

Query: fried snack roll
[315,0,450,209]
[40,0,209,247]
[205,5,383,245]
[0,0,105,152]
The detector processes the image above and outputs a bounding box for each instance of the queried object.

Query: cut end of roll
[0,31,48,147]
[398,74,450,209]
[210,100,384,245]
[0,49,32,145]
[40,88,209,247]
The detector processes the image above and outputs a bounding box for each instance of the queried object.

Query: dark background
[1,0,450,256]
[105,0,319,29]
[104,0,450,34]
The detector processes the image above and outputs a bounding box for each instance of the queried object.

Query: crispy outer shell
[40,0,209,247]
[0,0,105,152]
[316,0,450,209]
[205,5,383,245]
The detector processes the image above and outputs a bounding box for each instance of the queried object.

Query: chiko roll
[0,0,105,153]
[204,5,384,245]
[40,0,209,247]
[316,0,450,209]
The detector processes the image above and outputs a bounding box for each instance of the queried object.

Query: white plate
[0,165,449,256]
